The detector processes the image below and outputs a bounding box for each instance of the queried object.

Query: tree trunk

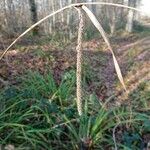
[135,0,141,21]
[126,0,136,33]
[59,0,64,22]
[110,5,116,35]
[105,0,117,35]
[51,0,55,28]
[126,9,134,32]
[67,0,73,39]
[29,0,39,35]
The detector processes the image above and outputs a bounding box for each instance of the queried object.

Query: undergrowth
[130,81,150,110]
[0,70,150,149]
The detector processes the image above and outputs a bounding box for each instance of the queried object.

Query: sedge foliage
[0,70,149,149]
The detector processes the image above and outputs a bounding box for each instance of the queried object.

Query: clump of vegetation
[0,1,150,150]
[0,71,150,149]
[130,81,150,110]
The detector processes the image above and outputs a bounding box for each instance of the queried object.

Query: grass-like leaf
[82,5,127,91]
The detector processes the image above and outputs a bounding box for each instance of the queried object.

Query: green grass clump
[0,70,149,149]
[20,70,76,106]
[0,71,77,149]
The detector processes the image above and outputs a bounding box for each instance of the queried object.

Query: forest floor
[0,31,150,105]
[0,29,150,149]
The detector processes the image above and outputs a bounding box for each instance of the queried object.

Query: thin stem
[76,7,84,116]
